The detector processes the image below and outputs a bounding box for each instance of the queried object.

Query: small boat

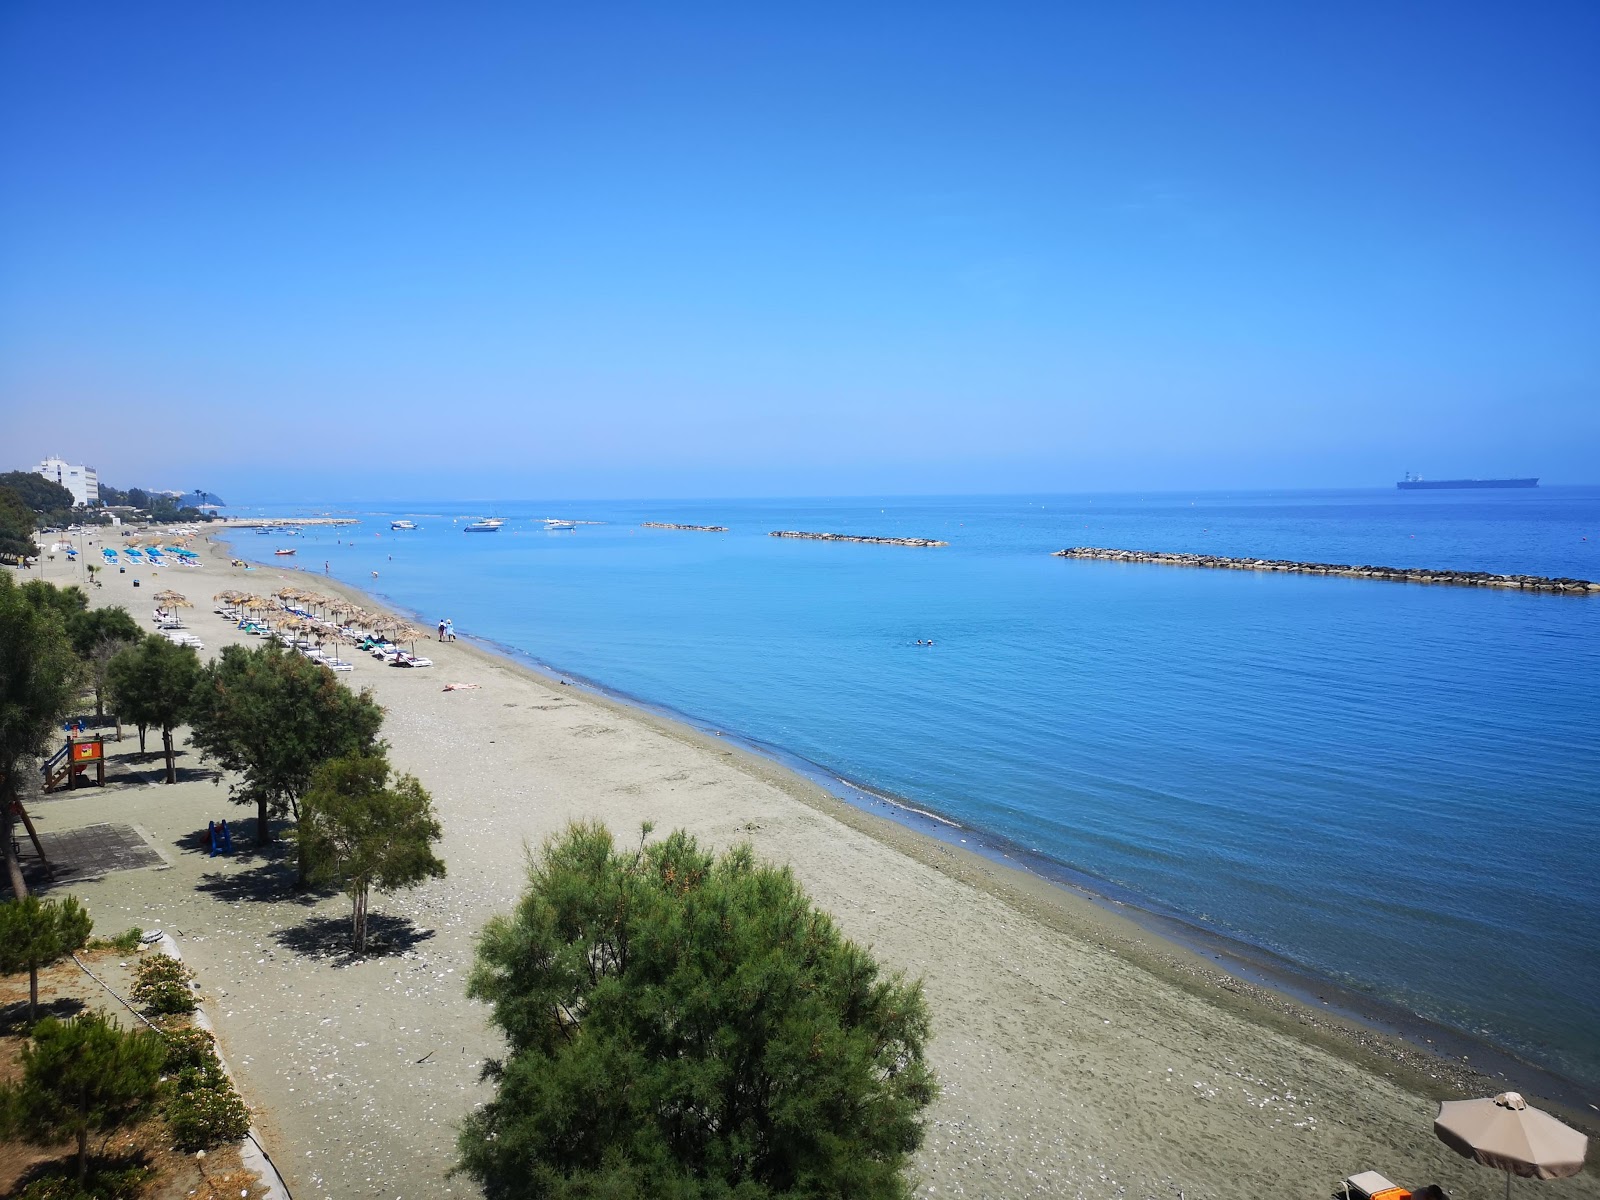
[274,548,297,556]
[390,519,418,531]
[255,527,271,535]
[542,519,577,531]
[463,518,504,533]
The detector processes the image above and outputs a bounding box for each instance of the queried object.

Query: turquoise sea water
[218,489,1600,1096]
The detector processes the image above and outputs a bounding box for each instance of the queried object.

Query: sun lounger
[1338,1172,1411,1200]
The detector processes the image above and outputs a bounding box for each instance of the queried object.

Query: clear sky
[2,2,1596,500]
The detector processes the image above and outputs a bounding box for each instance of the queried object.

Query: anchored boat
[463,518,504,533]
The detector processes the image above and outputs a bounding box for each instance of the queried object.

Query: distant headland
[1053,547,1598,593]
[771,531,948,547]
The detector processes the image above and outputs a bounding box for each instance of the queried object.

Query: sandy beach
[13,538,1597,1200]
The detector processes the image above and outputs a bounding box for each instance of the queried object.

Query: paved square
[31,822,167,886]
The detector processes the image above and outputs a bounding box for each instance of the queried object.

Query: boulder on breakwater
[1051,547,1599,594]
[642,522,729,532]
[770,531,949,547]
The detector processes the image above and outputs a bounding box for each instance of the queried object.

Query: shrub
[129,954,196,1015]
[166,1077,250,1150]
[17,1164,154,1200]
[158,1023,252,1150]
[88,928,143,953]
[160,1026,218,1075]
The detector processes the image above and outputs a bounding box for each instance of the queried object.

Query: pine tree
[0,1012,165,1188]
[0,894,93,1021]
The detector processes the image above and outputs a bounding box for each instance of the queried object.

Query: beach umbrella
[153,589,191,607]
[1435,1093,1588,1200]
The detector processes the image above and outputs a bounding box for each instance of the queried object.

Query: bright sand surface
[18,542,1599,1200]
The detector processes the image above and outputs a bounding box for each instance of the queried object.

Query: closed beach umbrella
[1435,1093,1588,1200]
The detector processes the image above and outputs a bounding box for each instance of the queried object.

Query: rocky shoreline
[642,522,728,532]
[1053,546,1600,593]
[770,530,949,547]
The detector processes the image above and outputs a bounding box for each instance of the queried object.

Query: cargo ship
[1397,474,1537,490]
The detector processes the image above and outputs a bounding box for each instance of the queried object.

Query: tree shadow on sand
[272,912,435,965]
[1,994,86,1036]
[192,840,338,907]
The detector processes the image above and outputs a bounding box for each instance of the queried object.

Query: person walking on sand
[438,618,447,641]
[445,618,455,641]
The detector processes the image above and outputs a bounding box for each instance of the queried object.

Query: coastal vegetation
[188,641,385,857]
[129,954,197,1017]
[457,822,936,1200]
[0,485,39,561]
[0,1012,166,1193]
[0,895,93,1022]
[105,636,201,784]
[161,1026,251,1151]
[300,751,446,952]
[0,575,85,898]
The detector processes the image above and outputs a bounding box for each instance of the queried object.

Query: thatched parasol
[153,589,192,607]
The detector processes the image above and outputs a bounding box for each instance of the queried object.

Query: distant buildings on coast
[35,455,99,506]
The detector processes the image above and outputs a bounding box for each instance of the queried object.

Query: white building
[35,456,99,506]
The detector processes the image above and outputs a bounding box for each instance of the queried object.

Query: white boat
[390,520,418,531]
[463,518,504,533]
[542,519,577,531]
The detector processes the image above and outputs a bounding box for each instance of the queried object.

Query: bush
[158,1023,252,1150]
[16,1165,153,1200]
[130,955,196,1015]
[166,1076,250,1150]
[88,928,143,953]
[160,1026,218,1075]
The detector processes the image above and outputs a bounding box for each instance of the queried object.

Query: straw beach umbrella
[1435,1093,1588,1200]
[153,589,191,608]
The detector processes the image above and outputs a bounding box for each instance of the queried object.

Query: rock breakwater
[771,531,948,547]
[642,522,728,532]
[1052,547,1599,594]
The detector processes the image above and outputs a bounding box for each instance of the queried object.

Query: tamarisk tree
[300,752,445,952]
[188,641,383,855]
[457,822,937,1199]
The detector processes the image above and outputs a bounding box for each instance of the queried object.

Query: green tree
[105,635,200,784]
[0,894,94,1022]
[457,823,937,1200]
[0,1012,165,1190]
[300,752,446,952]
[67,607,142,718]
[0,575,84,897]
[0,471,75,516]
[189,642,384,856]
[0,486,36,561]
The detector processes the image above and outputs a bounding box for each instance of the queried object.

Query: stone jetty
[642,522,728,532]
[1052,547,1599,593]
[770,531,948,547]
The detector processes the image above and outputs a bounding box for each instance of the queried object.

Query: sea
[216,488,1600,1101]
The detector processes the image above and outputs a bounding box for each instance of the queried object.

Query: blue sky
[2,2,1596,499]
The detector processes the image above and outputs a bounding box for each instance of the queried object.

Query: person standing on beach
[438,618,447,641]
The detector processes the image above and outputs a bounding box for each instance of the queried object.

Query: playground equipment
[5,794,49,873]
[41,735,106,792]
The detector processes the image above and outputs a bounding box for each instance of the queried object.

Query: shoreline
[23,533,1600,1197]
[207,530,1598,1119]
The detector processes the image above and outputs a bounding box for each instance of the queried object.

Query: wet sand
[17,540,1597,1200]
